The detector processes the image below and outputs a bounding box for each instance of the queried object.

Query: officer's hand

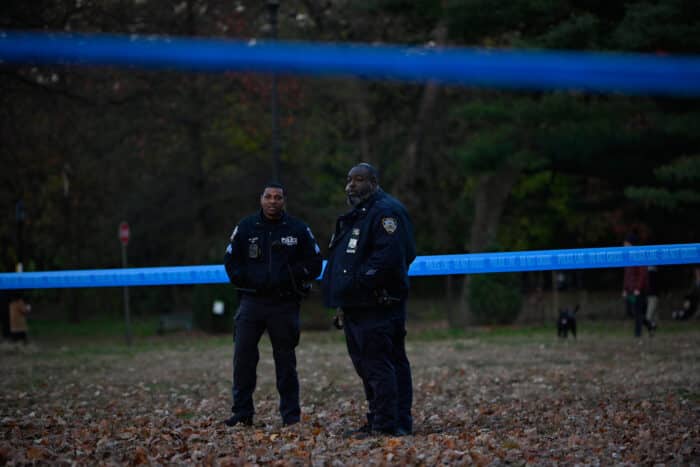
[333,308,344,330]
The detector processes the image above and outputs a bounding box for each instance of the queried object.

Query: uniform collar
[257,209,287,225]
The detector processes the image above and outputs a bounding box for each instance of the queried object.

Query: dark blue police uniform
[224,210,322,425]
[321,189,416,435]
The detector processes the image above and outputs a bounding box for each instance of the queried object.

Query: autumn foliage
[2,327,699,465]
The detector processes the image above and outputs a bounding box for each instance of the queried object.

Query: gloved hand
[333,308,344,330]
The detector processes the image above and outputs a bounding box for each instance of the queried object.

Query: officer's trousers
[232,296,301,424]
[343,304,413,433]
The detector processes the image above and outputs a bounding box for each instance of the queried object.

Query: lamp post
[267,0,281,182]
[15,200,25,273]
[119,221,132,346]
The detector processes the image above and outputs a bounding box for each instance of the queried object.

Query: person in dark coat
[8,290,31,344]
[1,289,10,341]
[322,163,416,437]
[644,266,659,335]
[222,182,322,427]
[622,233,648,338]
[672,265,700,320]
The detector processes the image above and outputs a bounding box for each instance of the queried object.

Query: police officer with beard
[322,163,416,437]
[223,182,322,427]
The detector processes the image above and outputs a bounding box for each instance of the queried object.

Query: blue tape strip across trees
[1,244,698,290]
[1,31,700,96]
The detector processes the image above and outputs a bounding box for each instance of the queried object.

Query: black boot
[223,414,253,427]
[343,422,371,438]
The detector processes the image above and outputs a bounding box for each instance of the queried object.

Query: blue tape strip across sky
[2,31,700,96]
[1,32,699,289]
[1,244,698,290]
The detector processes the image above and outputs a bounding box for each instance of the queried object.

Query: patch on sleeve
[381,217,398,234]
[306,226,321,253]
[229,225,239,242]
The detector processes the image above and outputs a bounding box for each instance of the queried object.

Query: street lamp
[267,0,281,182]
[15,200,25,272]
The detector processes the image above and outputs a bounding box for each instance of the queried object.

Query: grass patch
[677,388,700,401]
[409,320,700,342]
[28,314,233,355]
[17,313,700,359]
[30,315,161,339]
[47,334,233,357]
[175,410,196,420]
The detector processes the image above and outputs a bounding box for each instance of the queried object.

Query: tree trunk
[187,118,207,263]
[452,166,520,328]
[347,82,372,163]
[392,21,447,209]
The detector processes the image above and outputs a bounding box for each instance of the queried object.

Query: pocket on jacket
[333,266,358,300]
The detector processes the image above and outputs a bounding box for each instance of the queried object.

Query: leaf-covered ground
[2,325,699,466]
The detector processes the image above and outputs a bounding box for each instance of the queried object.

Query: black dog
[557,305,579,339]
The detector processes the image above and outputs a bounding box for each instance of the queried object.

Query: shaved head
[353,163,379,183]
[346,162,379,206]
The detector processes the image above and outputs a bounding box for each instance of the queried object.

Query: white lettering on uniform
[281,236,298,246]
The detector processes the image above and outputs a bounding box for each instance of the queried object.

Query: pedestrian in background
[645,265,659,335]
[672,264,700,320]
[222,182,322,428]
[1,289,11,342]
[8,290,31,345]
[622,233,648,338]
[322,162,416,437]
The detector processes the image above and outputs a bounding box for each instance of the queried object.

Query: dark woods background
[2,0,699,328]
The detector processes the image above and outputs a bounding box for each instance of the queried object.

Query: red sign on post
[119,221,130,245]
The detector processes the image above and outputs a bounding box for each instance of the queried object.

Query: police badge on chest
[248,237,261,259]
[346,228,361,254]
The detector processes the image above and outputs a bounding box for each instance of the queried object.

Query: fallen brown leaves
[1,328,699,465]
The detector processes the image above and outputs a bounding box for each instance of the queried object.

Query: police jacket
[224,210,322,302]
[322,189,416,308]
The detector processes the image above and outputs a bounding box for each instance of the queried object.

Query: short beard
[347,192,369,206]
[346,185,377,206]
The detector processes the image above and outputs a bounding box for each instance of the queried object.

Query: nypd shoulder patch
[381,217,398,234]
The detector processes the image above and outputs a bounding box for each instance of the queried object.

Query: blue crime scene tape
[1,31,700,96]
[1,244,698,290]
[1,33,699,289]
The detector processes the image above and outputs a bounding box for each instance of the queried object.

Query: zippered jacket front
[321,189,416,308]
[224,210,322,302]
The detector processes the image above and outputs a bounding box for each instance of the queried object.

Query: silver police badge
[381,217,398,234]
[248,237,260,258]
[281,236,298,246]
[248,243,260,258]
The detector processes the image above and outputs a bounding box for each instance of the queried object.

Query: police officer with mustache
[322,163,416,437]
[223,182,322,428]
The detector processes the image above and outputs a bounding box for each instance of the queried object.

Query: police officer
[223,182,322,427]
[322,163,416,437]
